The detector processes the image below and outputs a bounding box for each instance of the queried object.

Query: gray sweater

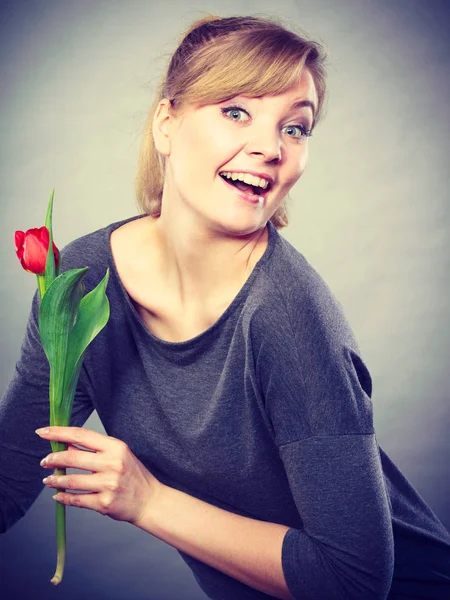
[1,215,450,599]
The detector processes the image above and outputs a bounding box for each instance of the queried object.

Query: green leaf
[38,268,88,419]
[60,268,110,419]
[59,360,84,427]
[44,189,57,292]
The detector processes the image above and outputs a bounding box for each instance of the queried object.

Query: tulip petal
[14,230,25,252]
[40,226,49,244]
[27,227,43,237]
[52,242,60,268]
[23,232,47,275]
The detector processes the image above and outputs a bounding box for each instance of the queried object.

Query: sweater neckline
[106,215,278,348]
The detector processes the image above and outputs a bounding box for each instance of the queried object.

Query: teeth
[219,171,269,190]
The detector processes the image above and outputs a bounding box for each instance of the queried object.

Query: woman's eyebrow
[291,99,316,118]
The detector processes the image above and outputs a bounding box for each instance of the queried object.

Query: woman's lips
[220,175,267,204]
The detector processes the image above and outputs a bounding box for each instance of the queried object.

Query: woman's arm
[135,483,294,600]
[38,427,393,600]
[38,422,294,599]
[131,436,393,600]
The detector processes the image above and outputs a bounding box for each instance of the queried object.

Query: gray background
[1,1,449,599]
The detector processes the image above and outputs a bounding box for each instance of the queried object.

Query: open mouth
[219,173,271,197]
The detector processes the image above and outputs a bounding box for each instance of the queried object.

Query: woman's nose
[245,133,282,163]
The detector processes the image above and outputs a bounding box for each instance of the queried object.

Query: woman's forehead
[173,69,317,121]
[218,69,316,109]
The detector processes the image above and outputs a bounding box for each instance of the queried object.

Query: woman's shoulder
[264,234,343,313]
[257,233,355,345]
[59,214,147,291]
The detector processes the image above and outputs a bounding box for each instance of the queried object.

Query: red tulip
[14,226,60,275]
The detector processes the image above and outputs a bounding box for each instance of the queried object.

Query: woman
[1,14,450,600]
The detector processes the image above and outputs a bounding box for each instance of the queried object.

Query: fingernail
[36,428,50,436]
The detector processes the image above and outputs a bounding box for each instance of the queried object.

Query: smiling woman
[2,11,450,600]
[136,14,327,230]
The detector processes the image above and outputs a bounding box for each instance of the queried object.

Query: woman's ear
[152,99,175,157]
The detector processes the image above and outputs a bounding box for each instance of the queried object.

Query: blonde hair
[136,14,329,230]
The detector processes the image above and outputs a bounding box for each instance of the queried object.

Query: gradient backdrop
[1,1,449,599]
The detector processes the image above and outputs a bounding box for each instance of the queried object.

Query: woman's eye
[283,125,312,140]
[221,106,249,122]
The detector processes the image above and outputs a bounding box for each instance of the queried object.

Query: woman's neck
[150,213,268,311]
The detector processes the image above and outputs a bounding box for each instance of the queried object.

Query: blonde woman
[2,15,450,600]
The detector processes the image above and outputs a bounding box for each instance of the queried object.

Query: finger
[35,426,122,453]
[53,491,115,517]
[40,446,101,472]
[52,491,102,513]
[43,472,106,493]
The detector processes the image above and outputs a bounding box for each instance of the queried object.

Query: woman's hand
[37,426,162,525]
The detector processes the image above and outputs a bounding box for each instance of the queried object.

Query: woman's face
[155,68,318,234]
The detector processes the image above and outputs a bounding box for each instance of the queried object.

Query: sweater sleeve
[0,287,94,534]
[259,275,394,599]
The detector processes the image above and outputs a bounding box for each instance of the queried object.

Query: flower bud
[14,226,60,275]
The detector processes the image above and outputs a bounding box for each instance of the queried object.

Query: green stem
[50,467,66,585]
[48,360,68,585]
[36,274,46,301]
[49,438,67,585]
